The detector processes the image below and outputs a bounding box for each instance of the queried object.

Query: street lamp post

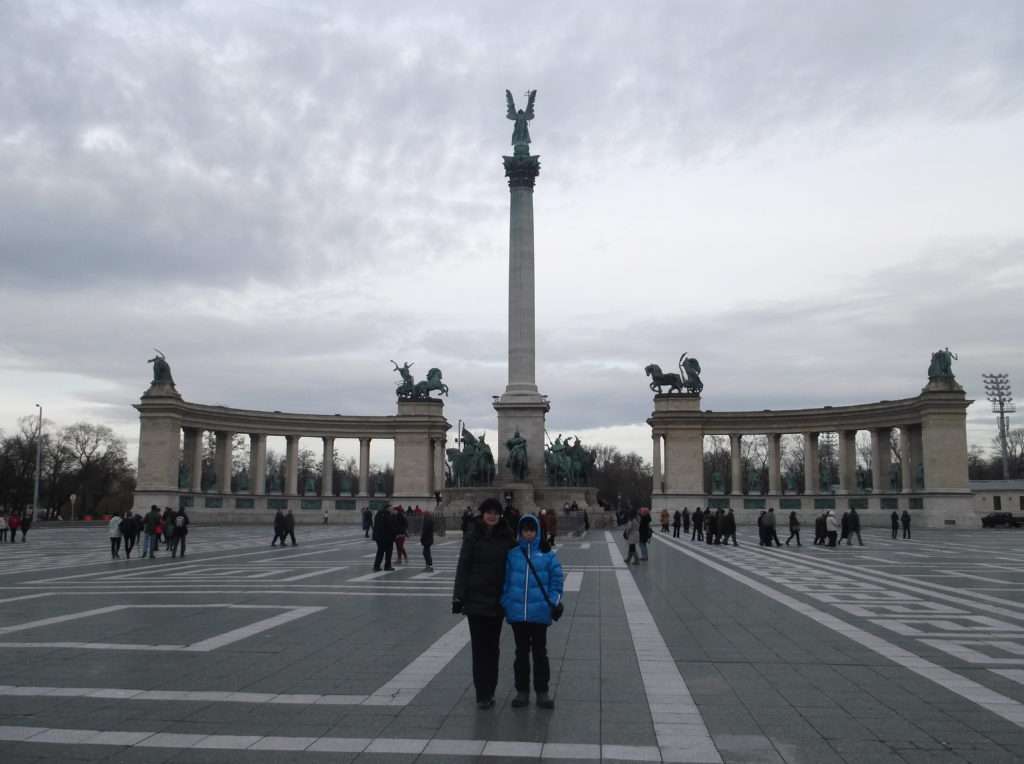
[982,373,1015,480]
[32,403,42,517]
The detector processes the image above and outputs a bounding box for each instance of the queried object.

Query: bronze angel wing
[505,89,517,120]
[524,89,536,120]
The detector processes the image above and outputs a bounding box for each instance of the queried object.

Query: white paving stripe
[563,571,583,592]
[605,532,721,764]
[656,535,1024,728]
[0,725,662,759]
[365,618,470,705]
[279,566,348,581]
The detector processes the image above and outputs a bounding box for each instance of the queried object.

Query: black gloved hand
[451,598,463,614]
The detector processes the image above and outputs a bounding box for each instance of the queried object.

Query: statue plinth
[922,376,964,394]
[141,381,181,400]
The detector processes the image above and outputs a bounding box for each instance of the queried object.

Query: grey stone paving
[1,523,1024,762]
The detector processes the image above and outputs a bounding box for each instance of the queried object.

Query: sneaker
[384,566,395,571]
[372,567,381,572]
[511,692,529,708]
[476,698,495,710]
[425,566,433,572]
[536,692,554,709]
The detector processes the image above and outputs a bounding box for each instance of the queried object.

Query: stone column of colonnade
[285,435,299,495]
[837,430,857,494]
[871,428,891,493]
[249,434,267,495]
[182,427,203,492]
[803,432,819,495]
[321,437,335,496]
[900,425,915,492]
[359,437,371,496]
[729,434,742,496]
[214,431,233,493]
[431,438,445,496]
[767,434,782,494]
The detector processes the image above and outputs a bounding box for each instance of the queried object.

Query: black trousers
[902,526,911,539]
[373,540,393,570]
[172,535,186,557]
[692,525,703,540]
[110,537,121,557]
[124,535,135,557]
[422,543,432,567]
[891,525,898,538]
[512,621,550,693]
[722,532,737,545]
[467,614,503,702]
[672,526,680,538]
[786,530,801,546]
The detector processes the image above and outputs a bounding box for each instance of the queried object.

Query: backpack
[175,515,185,529]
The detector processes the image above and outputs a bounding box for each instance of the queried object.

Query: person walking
[393,505,409,564]
[272,508,286,546]
[362,507,373,538]
[785,511,801,546]
[660,509,670,533]
[757,511,767,546]
[171,507,189,558]
[814,513,826,545]
[705,508,718,545]
[0,512,7,543]
[638,508,652,560]
[622,512,640,564]
[122,512,137,559]
[691,507,704,541]
[901,509,912,539]
[839,511,850,545]
[546,509,559,548]
[847,507,863,546]
[19,510,32,542]
[372,504,395,571]
[283,509,297,546]
[826,510,839,547]
[142,505,160,558]
[682,507,690,536]
[108,513,123,559]
[765,508,782,547]
[722,508,738,546]
[322,507,329,525]
[582,509,589,531]
[452,498,515,710]
[502,513,563,710]
[8,511,20,544]
[890,510,900,539]
[161,507,174,549]
[671,510,682,538]
[421,509,435,571]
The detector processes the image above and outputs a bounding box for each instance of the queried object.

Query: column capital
[503,153,540,188]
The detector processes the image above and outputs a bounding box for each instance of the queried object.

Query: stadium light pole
[982,373,1014,480]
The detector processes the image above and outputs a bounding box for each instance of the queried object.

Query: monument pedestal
[493,395,549,486]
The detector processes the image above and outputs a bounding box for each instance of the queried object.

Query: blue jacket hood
[517,513,542,552]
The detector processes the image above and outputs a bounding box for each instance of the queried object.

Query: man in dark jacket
[373,506,395,571]
[121,513,137,559]
[452,499,515,709]
[721,508,738,546]
[284,509,297,546]
[691,508,704,541]
[171,508,190,558]
[272,509,286,546]
[765,508,782,547]
[361,507,373,538]
[901,510,911,539]
[846,508,863,546]
[890,510,900,539]
[421,510,435,571]
[682,507,690,535]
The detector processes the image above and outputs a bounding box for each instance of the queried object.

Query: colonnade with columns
[134,383,449,518]
[647,381,974,527]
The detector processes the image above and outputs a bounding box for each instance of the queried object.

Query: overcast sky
[1,0,1021,468]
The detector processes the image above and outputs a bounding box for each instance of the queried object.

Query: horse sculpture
[645,353,703,394]
[414,368,448,398]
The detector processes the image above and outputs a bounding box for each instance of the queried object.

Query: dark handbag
[521,548,564,622]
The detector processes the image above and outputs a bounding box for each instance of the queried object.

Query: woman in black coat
[452,498,515,709]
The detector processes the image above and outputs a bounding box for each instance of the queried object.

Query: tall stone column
[768,433,782,495]
[321,437,335,496]
[285,435,299,495]
[433,438,445,496]
[494,146,549,484]
[250,434,266,495]
[730,434,743,496]
[871,428,890,493]
[190,429,203,492]
[804,432,819,494]
[652,434,662,494]
[358,437,371,496]
[182,428,201,492]
[837,430,856,494]
[215,431,233,493]
[900,425,914,493]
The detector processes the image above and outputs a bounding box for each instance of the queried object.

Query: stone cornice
[134,396,448,439]
[648,390,973,435]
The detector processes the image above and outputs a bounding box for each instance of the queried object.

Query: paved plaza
[2,524,1024,762]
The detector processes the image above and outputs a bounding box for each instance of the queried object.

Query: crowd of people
[0,508,33,543]
[107,505,189,559]
[370,504,435,572]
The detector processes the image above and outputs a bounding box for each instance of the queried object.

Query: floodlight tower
[982,373,1015,480]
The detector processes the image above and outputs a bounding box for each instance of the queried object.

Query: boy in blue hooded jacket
[500,513,564,709]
